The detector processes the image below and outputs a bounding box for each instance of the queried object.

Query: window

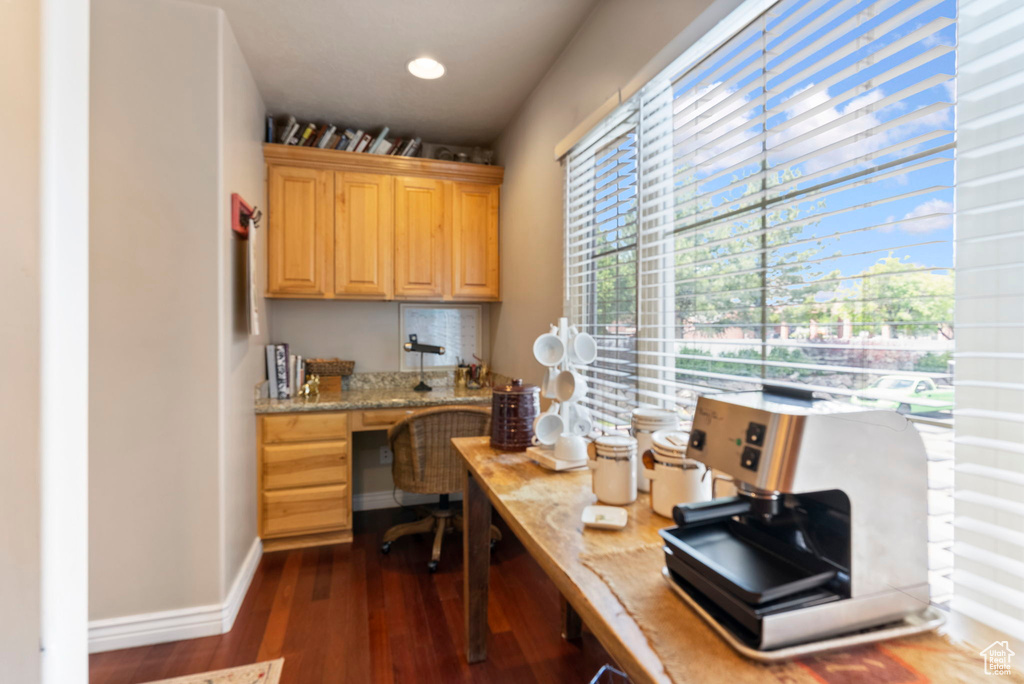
[566,0,956,601]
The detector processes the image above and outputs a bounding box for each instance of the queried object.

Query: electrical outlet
[379,445,394,465]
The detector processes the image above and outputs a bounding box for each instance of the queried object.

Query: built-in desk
[255,387,490,551]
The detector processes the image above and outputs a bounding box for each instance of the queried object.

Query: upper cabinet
[335,172,393,299]
[394,176,445,300]
[264,145,502,302]
[451,182,500,301]
[267,165,331,296]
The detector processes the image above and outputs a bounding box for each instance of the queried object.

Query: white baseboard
[88,537,263,653]
[353,489,463,512]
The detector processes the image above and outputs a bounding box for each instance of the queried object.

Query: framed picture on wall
[399,304,482,372]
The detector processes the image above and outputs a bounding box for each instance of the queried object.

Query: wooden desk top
[453,436,989,684]
[453,435,672,684]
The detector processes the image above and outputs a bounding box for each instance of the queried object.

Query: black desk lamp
[403,334,445,392]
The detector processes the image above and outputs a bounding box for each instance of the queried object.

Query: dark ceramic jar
[490,379,540,452]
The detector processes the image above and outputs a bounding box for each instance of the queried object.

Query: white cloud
[894,198,954,233]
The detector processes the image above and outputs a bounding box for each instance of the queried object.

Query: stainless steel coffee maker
[661,387,944,660]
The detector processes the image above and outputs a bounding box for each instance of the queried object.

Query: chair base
[381,507,502,572]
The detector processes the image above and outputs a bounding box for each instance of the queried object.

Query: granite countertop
[255,385,492,414]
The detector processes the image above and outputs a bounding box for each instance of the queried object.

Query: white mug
[532,325,566,367]
[589,452,637,506]
[568,326,598,365]
[567,404,593,437]
[554,433,588,461]
[532,404,565,446]
[554,369,588,403]
[642,449,709,518]
[540,367,559,398]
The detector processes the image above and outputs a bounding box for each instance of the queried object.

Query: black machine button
[689,429,706,451]
[741,446,760,471]
[746,422,766,445]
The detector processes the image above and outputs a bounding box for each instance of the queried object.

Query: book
[318,125,337,148]
[297,123,316,146]
[402,137,422,157]
[311,124,328,147]
[375,139,393,155]
[275,344,290,398]
[266,116,275,143]
[354,133,372,153]
[278,116,297,144]
[367,127,390,154]
[288,354,298,396]
[265,345,278,399]
[389,137,403,155]
[338,129,356,150]
[346,129,364,152]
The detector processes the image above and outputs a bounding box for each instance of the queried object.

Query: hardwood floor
[90,508,612,683]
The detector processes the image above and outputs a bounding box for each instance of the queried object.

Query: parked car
[851,375,954,414]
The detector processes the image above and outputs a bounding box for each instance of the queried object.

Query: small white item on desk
[582,505,628,530]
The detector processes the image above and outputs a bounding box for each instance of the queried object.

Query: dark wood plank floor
[90,508,612,683]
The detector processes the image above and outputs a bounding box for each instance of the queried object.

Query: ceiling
[195,0,598,146]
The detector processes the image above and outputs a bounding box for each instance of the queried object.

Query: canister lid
[650,429,689,455]
[492,378,539,395]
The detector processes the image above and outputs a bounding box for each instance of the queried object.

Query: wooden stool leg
[561,595,583,641]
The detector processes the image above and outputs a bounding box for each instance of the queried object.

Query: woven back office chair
[381,405,501,572]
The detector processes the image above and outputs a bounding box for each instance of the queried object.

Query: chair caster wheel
[380,542,392,554]
[427,560,438,573]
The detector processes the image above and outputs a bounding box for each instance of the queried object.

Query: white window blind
[566,0,957,602]
[952,0,1024,644]
[566,111,640,427]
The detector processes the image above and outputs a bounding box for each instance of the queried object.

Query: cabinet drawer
[263,440,348,490]
[262,484,350,538]
[262,412,348,444]
[353,408,417,431]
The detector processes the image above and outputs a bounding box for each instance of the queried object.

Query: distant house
[980,641,1015,675]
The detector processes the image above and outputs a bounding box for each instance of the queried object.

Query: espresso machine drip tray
[660,522,837,605]
[662,567,947,662]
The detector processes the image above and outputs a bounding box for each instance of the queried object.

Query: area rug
[580,545,1004,684]
[142,658,283,684]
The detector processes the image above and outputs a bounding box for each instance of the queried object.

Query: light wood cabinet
[266,165,331,296]
[451,182,500,301]
[257,404,486,551]
[394,176,446,299]
[264,145,502,301]
[334,172,394,299]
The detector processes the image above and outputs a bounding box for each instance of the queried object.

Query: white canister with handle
[630,408,679,493]
[641,429,710,518]
[588,435,637,505]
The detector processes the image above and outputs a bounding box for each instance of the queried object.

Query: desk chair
[381,405,501,572]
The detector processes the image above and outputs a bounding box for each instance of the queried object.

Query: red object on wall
[231,192,255,238]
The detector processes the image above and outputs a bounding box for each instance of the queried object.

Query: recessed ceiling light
[407,57,445,80]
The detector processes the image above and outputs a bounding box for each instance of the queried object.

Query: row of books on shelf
[265,343,305,399]
[267,115,422,157]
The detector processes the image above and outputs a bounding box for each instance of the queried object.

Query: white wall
[490,0,734,379]
[0,0,43,678]
[90,0,266,637]
[219,12,268,600]
[269,300,490,373]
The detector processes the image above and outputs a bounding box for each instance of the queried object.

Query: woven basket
[305,358,355,377]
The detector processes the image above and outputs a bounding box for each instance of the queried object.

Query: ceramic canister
[589,434,638,506]
[630,408,679,493]
[642,429,710,518]
[490,379,540,452]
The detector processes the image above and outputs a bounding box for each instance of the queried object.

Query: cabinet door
[334,172,393,299]
[267,165,331,296]
[451,182,500,300]
[394,176,445,299]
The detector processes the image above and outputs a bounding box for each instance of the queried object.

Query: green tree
[837,255,954,337]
